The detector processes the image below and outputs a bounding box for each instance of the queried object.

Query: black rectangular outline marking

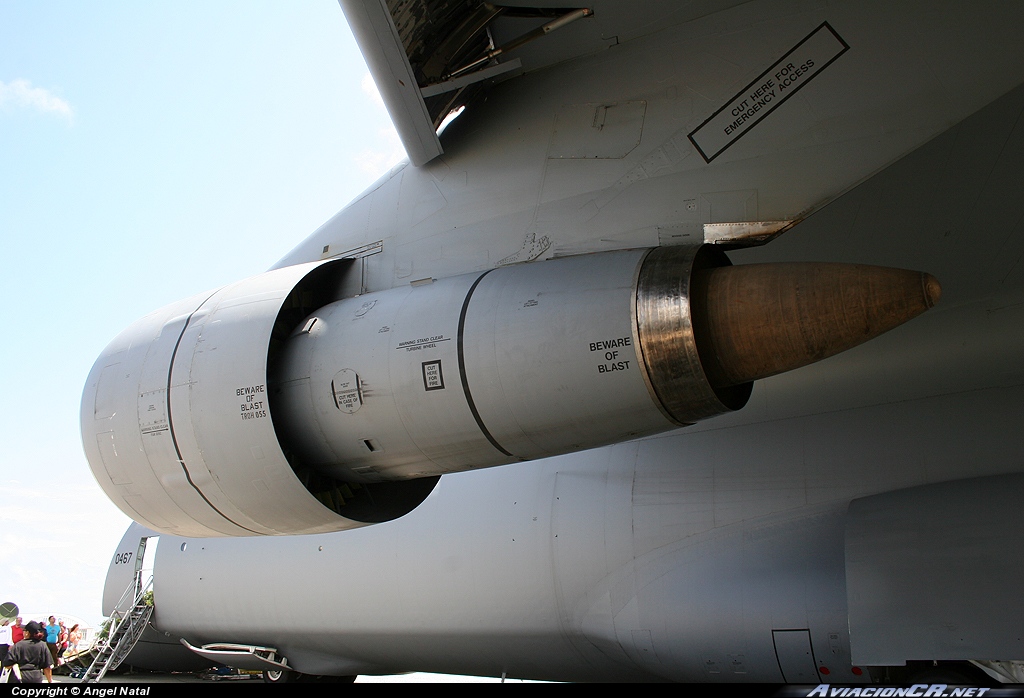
[422,359,445,391]
[688,21,849,163]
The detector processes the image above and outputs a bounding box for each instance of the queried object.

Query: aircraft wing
[340,0,442,166]
[339,0,751,166]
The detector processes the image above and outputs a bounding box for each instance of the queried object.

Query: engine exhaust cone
[691,262,941,388]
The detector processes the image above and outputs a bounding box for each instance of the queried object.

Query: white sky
[0,1,406,630]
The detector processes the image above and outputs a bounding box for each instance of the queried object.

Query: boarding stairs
[80,572,154,683]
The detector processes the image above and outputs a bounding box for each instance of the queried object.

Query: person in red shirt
[11,618,23,645]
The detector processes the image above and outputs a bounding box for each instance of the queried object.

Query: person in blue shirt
[44,616,59,667]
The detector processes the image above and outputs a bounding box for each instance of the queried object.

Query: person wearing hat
[3,621,53,683]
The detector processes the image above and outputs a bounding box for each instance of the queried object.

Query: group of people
[0,616,82,683]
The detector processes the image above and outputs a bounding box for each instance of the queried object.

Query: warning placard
[422,360,445,391]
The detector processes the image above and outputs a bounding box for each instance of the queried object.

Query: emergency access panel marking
[423,360,445,391]
[688,22,849,163]
[332,369,362,413]
[236,383,267,420]
[590,336,632,374]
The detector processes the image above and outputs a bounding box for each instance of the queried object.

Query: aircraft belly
[585,505,851,682]
[153,459,639,679]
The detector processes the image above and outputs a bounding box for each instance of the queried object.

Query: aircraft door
[102,522,160,617]
[138,536,158,593]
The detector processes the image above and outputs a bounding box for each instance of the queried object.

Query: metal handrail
[81,570,154,683]
[106,573,153,641]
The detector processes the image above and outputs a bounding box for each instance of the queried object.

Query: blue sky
[0,1,405,629]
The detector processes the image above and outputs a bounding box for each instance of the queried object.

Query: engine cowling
[82,247,938,536]
[81,260,435,537]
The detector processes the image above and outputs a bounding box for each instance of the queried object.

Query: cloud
[0,79,73,121]
[354,125,406,177]
[0,477,131,626]
[354,72,405,176]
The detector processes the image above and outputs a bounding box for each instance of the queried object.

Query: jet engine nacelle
[82,247,938,537]
[82,260,439,537]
